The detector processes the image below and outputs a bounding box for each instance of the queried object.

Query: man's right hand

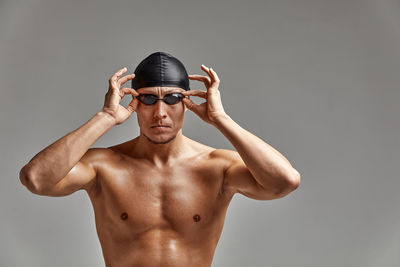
[102,67,140,125]
[20,67,139,195]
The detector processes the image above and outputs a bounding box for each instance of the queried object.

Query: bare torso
[83,137,236,267]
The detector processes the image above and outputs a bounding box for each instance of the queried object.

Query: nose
[153,99,168,120]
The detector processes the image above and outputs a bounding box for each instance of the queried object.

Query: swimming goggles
[136,93,185,105]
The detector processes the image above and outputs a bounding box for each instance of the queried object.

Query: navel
[120,212,128,220]
[193,214,201,222]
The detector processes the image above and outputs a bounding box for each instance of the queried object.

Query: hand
[102,67,140,125]
[181,65,227,126]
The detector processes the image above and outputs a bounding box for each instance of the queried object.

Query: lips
[151,125,170,128]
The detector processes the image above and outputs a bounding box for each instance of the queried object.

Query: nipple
[193,214,201,222]
[120,212,128,220]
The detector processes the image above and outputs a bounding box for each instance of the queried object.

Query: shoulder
[183,136,238,161]
[83,147,119,160]
[209,148,241,163]
[184,135,240,164]
[203,149,242,176]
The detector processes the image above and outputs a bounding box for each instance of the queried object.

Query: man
[20,52,300,267]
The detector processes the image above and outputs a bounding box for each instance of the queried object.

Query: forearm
[214,114,300,186]
[20,111,115,187]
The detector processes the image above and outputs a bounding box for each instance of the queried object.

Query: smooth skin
[20,65,301,267]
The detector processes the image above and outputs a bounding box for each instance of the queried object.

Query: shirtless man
[19,52,301,267]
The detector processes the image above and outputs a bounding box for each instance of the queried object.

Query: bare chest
[87,157,232,242]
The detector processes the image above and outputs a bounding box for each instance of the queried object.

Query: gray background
[1,0,399,266]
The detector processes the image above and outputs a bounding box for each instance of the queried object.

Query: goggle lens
[138,93,184,105]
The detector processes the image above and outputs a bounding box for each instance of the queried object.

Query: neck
[133,130,189,166]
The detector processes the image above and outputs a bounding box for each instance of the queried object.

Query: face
[135,86,187,144]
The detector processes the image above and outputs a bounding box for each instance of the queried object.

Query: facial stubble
[143,132,177,145]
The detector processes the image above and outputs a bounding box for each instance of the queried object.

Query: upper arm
[219,150,294,200]
[39,149,99,197]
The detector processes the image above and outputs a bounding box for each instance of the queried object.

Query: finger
[118,73,135,86]
[126,97,139,114]
[201,64,212,77]
[109,67,127,85]
[201,65,215,80]
[131,88,140,96]
[188,75,211,86]
[182,97,201,115]
[201,64,210,72]
[181,90,207,98]
[119,87,138,98]
[209,67,220,83]
[115,67,127,79]
[207,67,220,93]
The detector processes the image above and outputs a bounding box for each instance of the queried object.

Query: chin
[144,132,177,145]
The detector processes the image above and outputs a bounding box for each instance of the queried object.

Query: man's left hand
[181,65,227,126]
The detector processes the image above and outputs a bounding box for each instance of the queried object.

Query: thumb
[126,97,139,114]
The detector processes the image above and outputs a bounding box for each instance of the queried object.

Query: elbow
[267,170,301,200]
[287,169,301,191]
[276,169,301,198]
[19,165,43,194]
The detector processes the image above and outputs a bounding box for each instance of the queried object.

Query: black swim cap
[131,52,190,91]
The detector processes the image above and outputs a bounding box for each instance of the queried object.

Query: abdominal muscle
[97,226,217,267]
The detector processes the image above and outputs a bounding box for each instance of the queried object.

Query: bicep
[46,161,96,197]
[224,160,276,200]
[222,151,283,201]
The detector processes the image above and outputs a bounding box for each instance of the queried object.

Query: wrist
[211,113,231,127]
[97,111,117,126]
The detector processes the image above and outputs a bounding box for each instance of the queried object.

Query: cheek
[173,110,185,127]
[135,109,149,128]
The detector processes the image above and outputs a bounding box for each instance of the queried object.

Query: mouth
[151,125,172,131]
